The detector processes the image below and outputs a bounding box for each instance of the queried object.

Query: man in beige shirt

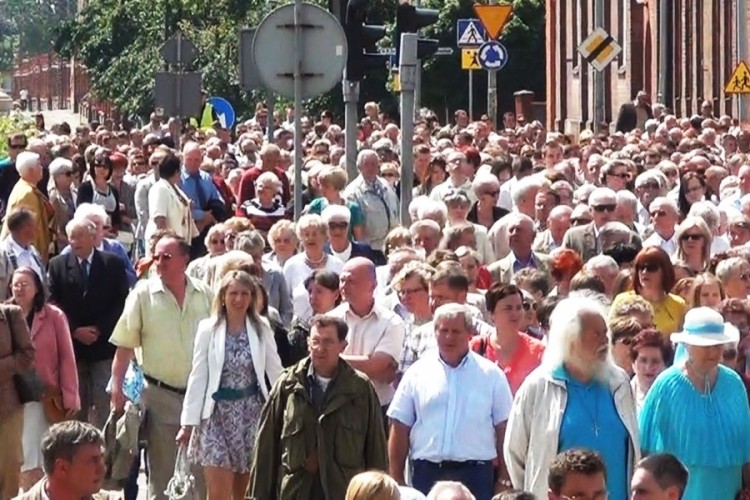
[330,257,405,416]
[110,235,213,500]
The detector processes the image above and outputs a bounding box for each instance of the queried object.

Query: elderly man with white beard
[503,295,640,500]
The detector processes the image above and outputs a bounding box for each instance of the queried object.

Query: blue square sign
[456,19,487,47]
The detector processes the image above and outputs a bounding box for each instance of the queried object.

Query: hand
[202,212,216,225]
[111,386,126,413]
[73,327,99,345]
[176,426,193,445]
[494,478,512,495]
[64,407,78,418]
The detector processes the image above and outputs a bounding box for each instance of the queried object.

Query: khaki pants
[0,408,23,499]
[142,383,205,500]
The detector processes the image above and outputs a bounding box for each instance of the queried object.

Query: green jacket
[250,358,388,500]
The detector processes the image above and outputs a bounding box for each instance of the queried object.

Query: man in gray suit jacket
[488,213,553,285]
[562,187,618,262]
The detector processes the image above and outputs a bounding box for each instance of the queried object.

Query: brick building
[546,0,745,135]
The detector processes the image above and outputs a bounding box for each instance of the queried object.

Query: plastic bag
[165,444,195,500]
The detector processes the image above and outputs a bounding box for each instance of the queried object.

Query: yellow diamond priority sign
[578,27,621,72]
[461,48,482,70]
[726,61,750,94]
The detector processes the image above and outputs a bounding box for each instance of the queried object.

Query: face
[309,324,346,375]
[327,219,349,242]
[508,220,534,254]
[698,282,723,309]
[730,223,750,247]
[607,168,631,191]
[684,178,705,203]
[492,293,524,333]
[687,344,724,370]
[631,468,679,500]
[183,148,203,173]
[68,226,95,259]
[430,163,447,185]
[574,312,609,366]
[550,471,608,500]
[207,230,226,256]
[544,146,563,169]
[153,238,189,279]
[633,346,666,388]
[414,228,440,255]
[636,260,663,290]
[650,205,678,235]
[359,154,380,180]
[589,198,617,228]
[535,191,555,224]
[429,282,462,312]
[435,315,472,364]
[300,226,325,253]
[271,229,296,257]
[309,282,339,314]
[458,255,479,284]
[724,263,750,298]
[11,272,37,308]
[340,265,375,305]
[397,275,429,314]
[679,227,705,255]
[223,281,254,315]
[57,443,107,496]
[448,202,470,223]
[257,182,276,203]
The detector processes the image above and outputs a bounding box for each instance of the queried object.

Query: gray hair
[511,176,543,207]
[256,171,282,191]
[356,148,379,169]
[426,481,476,500]
[42,421,104,475]
[49,157,73,177]
[433,303,473,333]
[472,173,500,195]
[584,255,619,274]
[65,217,97,238]
[417,200,448,227]
[15,151,40,177]
[648,196,679,215]
[616,190,638,213]
[295,214,328,239]
[74,203,108,226]
[688,201,720,232]
[716,257,747,283]
[234,230,265,254]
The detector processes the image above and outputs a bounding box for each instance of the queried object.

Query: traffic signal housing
[344,0,388,81]
[394,2,439,62]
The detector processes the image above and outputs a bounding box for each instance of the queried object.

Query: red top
[470,332,545,395]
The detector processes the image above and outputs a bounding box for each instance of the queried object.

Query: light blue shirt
[554,366,629,500]
[388,350,513,462]
[178,169,223,221]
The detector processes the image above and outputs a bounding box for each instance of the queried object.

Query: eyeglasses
[152,252,173,262]
[650,210,667,218]
[62,171,73,178]
[329,222,349,230]
[523,301,537,311]
[398,287,426,297]
[591,204,617,213]
[209,238,226,245]
[11,282,32,290]
[484,190,500,197]
[641,182,660,190]
[680,233,704,241]
[637,262,660,273]
[607,172,630,179]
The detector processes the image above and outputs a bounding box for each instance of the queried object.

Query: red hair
[551,249,584,280]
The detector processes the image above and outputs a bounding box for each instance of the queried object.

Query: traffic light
[395,1,439,61]
[344,0,388,81]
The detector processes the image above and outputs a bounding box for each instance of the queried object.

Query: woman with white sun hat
[639,307,750,500]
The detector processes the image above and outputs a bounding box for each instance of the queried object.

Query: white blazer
[180,316,284,426]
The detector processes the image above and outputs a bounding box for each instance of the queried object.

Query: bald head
[340,257,377,312]
[548,205,573,244]
[182,141,203,173]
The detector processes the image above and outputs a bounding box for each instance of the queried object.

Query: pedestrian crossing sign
[725,61,750,94]
[456,19,486,47]
[461,48,482,70]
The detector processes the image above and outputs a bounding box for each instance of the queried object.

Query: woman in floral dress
[179,270,284,499]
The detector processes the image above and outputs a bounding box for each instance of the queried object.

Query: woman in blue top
[306,165,364,241]
[639,307,750,500]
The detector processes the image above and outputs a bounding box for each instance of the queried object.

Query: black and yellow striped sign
[578,28,621,72]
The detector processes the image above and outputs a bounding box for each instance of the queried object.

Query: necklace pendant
[593,422,600,437]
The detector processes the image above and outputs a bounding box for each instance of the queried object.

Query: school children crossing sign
[726,61,750,94]
[456,19,486,47]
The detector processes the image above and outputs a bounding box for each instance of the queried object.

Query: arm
[76,182,93,205]
[276,273,293,328]
[180,321,212,427]
[364,380,388,470]
[388,421,411,484]
[494,421,510,490]
[111,347,134,411]
[503,385,530,489]
[110,186,122,230]
[53,308,80,411]
[262,321,285,386]
[0,306,34,382]
[134,180,150,230]
[250,381,285,500]
[341,353,397,384]
[96,258,130,339]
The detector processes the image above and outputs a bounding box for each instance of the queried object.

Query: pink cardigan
[30,304,80,411]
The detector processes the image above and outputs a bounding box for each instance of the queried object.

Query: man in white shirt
[0,207,45,299]
[388,303,513,499]
[643,197,680,256]
[330,257,405,416]
[430,150,477,205]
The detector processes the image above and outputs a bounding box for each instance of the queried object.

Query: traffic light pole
[343,79,360,181]
[293,0,304,221]
[399,33,417,227]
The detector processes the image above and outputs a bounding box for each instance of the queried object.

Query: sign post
[457,20,484,120]
[252,3,347,220]
[399,33,418,227]
[473,2,513,127]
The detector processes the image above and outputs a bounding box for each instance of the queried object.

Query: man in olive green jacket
[250,315,388,500]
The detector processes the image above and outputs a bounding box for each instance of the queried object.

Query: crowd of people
[0,93,749,500]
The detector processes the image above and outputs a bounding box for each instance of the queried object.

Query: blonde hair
[317,165,349,191]
[212,270,266,335]
[345,471,400,500]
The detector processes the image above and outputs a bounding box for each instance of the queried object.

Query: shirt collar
[8,237,29,253]
[437,350,472,370]
[78,249,94,264]
[343,301,379,320]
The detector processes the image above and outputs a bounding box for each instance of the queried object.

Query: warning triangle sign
[726,61,750,94]
[473,4,513,40]
[458,21,484,46]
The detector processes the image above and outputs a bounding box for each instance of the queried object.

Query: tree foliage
[56,0,544,121]
[0,113,39,158]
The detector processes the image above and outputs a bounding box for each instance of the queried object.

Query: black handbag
[6,308,44,403]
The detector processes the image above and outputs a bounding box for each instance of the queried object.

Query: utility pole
[343,79,359,179]
[413,0,421,117]
[657,0,668,105]
[486,0,497,127]
[399,33,417,227]
[738,0,748,121]
[593,0,605,131]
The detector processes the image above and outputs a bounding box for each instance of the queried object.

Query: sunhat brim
[670,322,740,347]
